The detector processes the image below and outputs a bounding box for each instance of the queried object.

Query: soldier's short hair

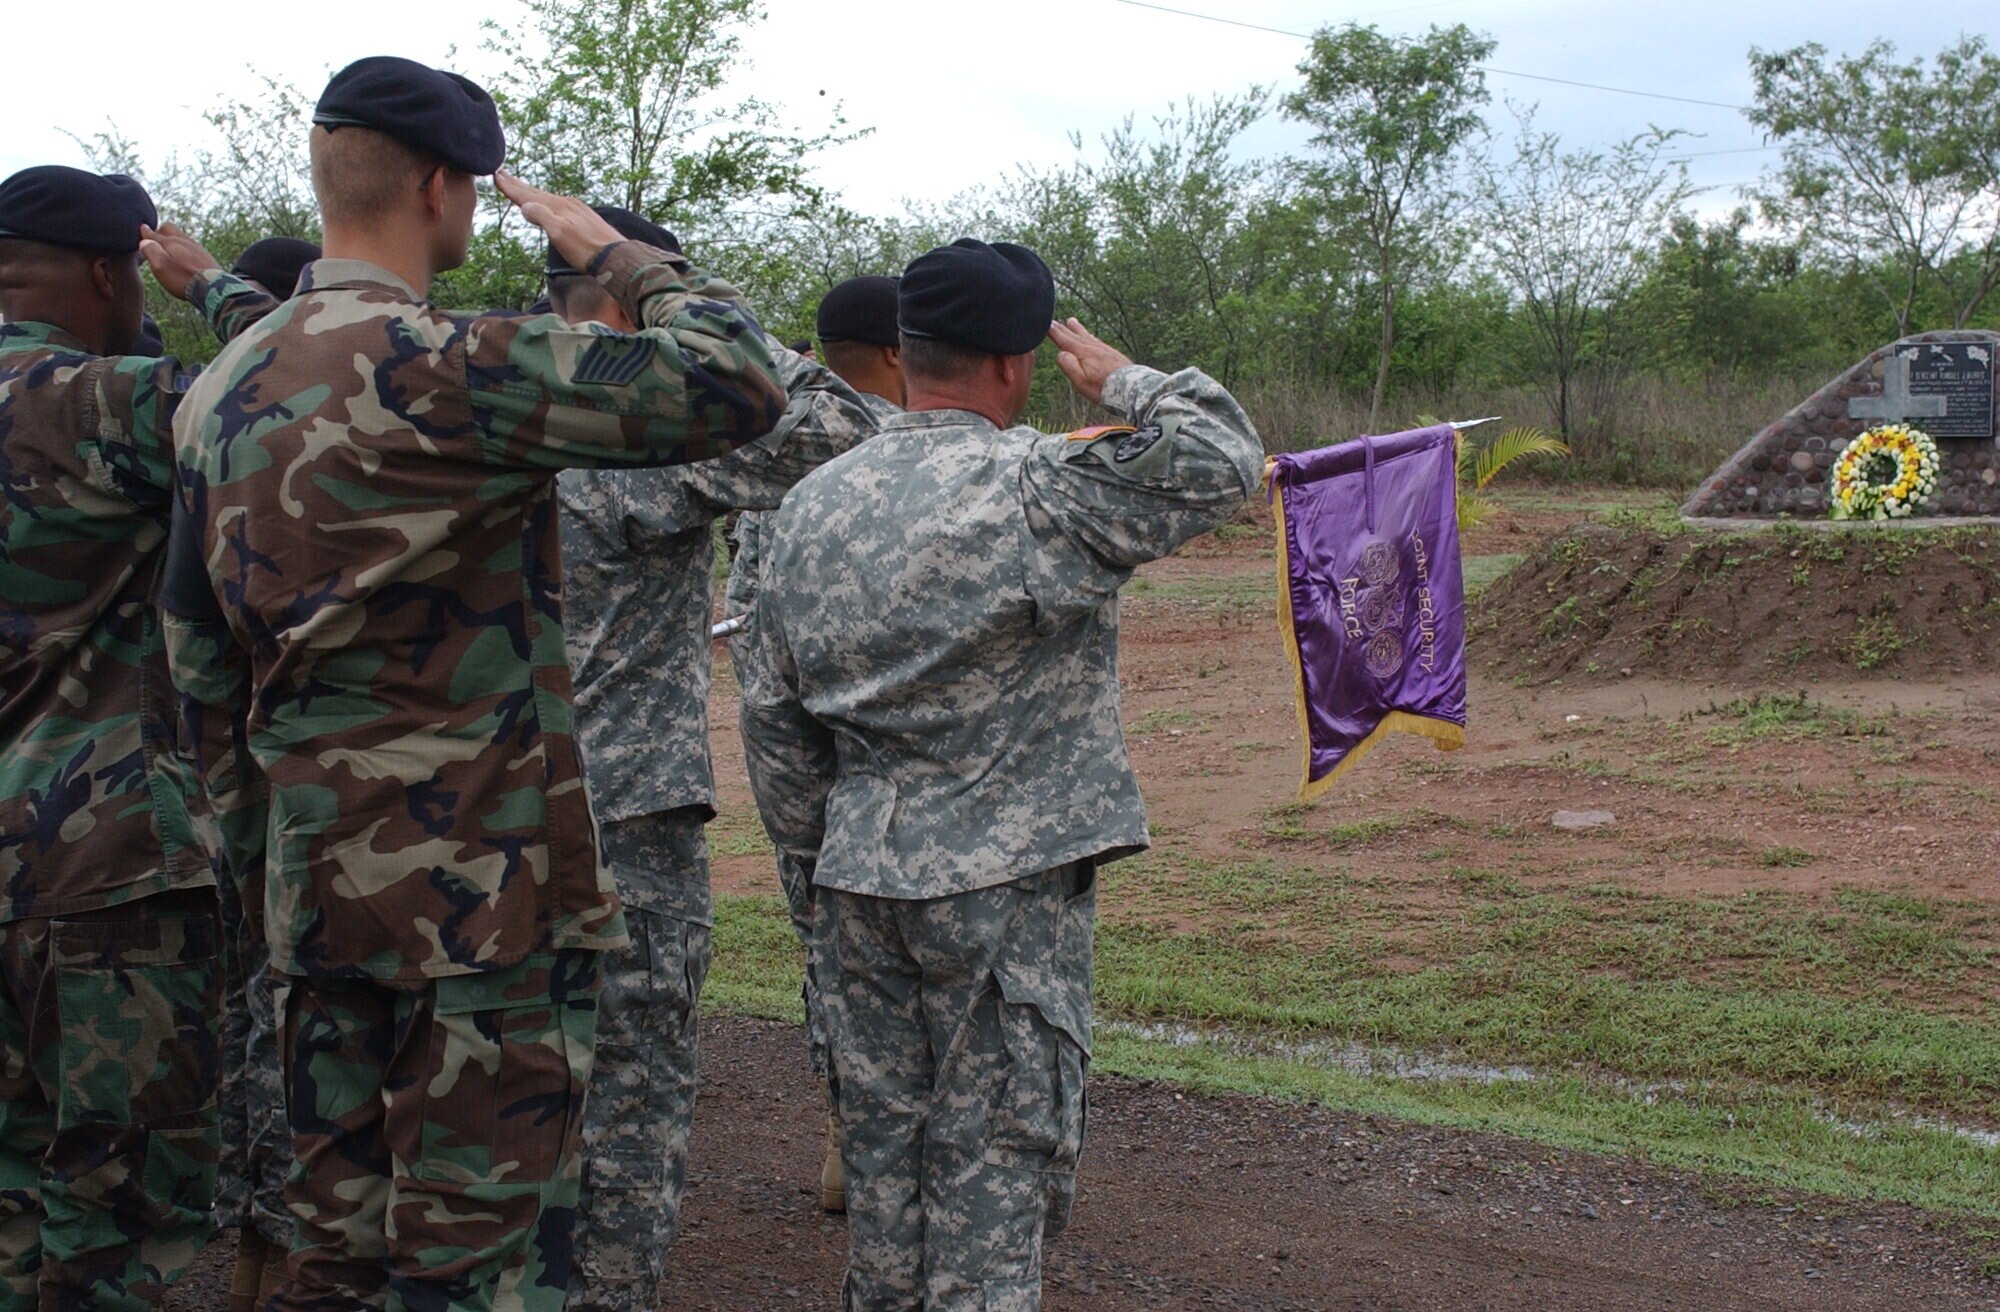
[899,333,990,384]
[547,273,614,323]
[309,125,438,226]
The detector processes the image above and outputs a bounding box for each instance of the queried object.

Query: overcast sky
[4,0,1986,223]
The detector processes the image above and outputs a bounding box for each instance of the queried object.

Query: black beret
[314,56,505,175]
[545,206,681,277]
[899,239,1054,356]
[231,237,321,299]
[0,166,157,253]
[133,315,165,357]
[816,275,900,347]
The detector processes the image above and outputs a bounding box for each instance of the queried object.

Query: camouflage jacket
[173,242,787,980]
[744,364,1263,901]
[720,379,901,684]
[556,348,887,916]
[0,278,272,923]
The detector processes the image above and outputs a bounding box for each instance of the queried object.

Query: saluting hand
[496,171,630,274]
[1050,318,1133,408]
[139,223,224,302]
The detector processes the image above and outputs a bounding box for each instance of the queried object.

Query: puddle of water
[1101,1019,2000,1150]
[1819,1109,2000,1151]
[1102,1020,1536,1085]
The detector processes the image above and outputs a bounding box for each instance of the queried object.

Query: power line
[1109,0,1753,113]
[1667,144,1784,161]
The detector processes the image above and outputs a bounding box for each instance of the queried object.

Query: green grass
[1128,707,1201,735]
[1092,1030,2000,1220]
[701,863,2000,1221]
[707,807,774,859]
[1758,845,1814,869]
[1463,553,1525,595]
[1476,485,1674,521]
[1122,570,1271,623]
[1706,693,1889,746]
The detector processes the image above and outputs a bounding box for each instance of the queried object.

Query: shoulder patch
[1112,425,1166,463]
[1065,424,1135,443]
[573,333,658,387]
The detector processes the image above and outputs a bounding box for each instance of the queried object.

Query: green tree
[73,76,319,362]
[1004,92,1275,387]
[1283,22,1493,428]
[1748,36,2000,333]
[485,0,859,215]
[1473,108,1691,454]
[1624,209,1820,376]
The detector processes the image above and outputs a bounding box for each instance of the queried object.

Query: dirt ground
[711,519,2000,911]
[168,1016,1994,1310]
[168,493,2000,1308]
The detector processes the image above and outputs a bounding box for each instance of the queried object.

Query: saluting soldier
[726,272,906,1214]
[164,55,789,1310]
[0,165,274,1309]
[744,240,1263,1311]
[548,212,885,1310]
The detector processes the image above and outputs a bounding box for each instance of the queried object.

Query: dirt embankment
[1472,521,2000,683]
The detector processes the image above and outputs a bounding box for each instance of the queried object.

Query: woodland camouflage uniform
[745,363,1262,1311]
[0,273,270,1310]
[169,240,785,1311]
[556,345,882,1309]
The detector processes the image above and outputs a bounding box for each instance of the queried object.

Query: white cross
[1848,353,1949,423]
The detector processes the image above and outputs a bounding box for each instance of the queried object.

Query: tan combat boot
[224,1229,269,1312]
[821,1111,846,1213]
[255,1235,291,1308]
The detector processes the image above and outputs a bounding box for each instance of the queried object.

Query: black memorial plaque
[1905,342,1995,439]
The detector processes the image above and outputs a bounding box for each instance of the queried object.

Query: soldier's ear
[418,165,450,220]
[89,255,117,302]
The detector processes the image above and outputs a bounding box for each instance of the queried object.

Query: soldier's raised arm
[1019,317,1263,594]
[0,205,279,518]
[143,220,283,354]
[456,172,788,470]
[651,341,882,519]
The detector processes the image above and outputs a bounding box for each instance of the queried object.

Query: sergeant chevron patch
[575,336,658,387]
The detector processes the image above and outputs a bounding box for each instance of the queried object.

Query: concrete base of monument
[1682,514,2000,532]
[1474,516,2000,685]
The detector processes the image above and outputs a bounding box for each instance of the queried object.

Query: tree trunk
[1369,278,1395,430]
[1556,358,1573,447]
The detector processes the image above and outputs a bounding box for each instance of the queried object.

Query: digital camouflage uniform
[160,475,288,1253]
[723,379,903,1095]
[0,276,270,1311]
[745,364,1262,1311]
[557,346,884,1309]
[169,241,786,1311]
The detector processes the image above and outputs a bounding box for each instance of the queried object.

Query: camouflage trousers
[266,952,600,1312]
[214,871,287,1246]
[0,888,224,1311]
[774,851,834,1094]
[739,692,833,1097]
[567,811,711,1312]
[815,863,1095,1312]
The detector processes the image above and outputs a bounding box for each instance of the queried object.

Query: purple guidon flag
[1269,424,1467,797]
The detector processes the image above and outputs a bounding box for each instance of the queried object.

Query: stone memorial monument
[1684,329,2000,518]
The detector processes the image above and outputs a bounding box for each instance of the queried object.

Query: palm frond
[1472,426,1568,491]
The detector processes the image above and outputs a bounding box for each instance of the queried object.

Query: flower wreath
[1829,424,1939,521]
